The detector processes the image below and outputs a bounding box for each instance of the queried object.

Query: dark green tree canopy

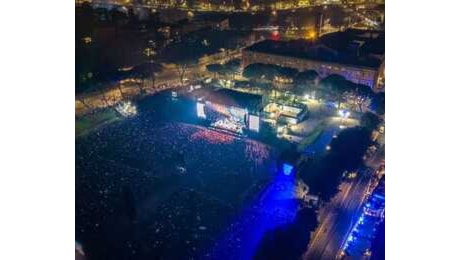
[243,63,299,81]
[360,112,381,131]
[206,63,225,74]
[299,127,372,201]
[320,74,347,89]
[276,67,299,79]
[225,59,241,71]
[295,70,319,84]
[371,92,385,115]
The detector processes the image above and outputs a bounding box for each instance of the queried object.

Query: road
[303,167,373,260]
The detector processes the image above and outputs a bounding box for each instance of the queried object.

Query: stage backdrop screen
[249,115,260,132]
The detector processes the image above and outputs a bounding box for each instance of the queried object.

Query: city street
[303,167,374,260]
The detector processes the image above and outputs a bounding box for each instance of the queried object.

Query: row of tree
[77,62,164,114]
[208,62,317,84]
[206,59,241,80]
[241,63,319,84]
[242,63,300,82]
[320,74,375,112]
[239,63,385,115]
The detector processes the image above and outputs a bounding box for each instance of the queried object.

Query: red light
[270,30,280,40]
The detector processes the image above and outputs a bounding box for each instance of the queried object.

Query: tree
[328,127,372,170]
[174,59,197,87]
[360,112,381,131]
[206,63,224,79]
[133,62,163,94]
[116,83,126,100]
[291,70,318,96]
[132,68,145,94]
[299,127,372,201]
[242,64,259,79]
[299,157,342,202]
[176,63,188,86]
[371,92,385,116]
[352,83,374,112]
[155,39,200,86]
[147,62,163,90]
[354,83,373,97]
[243,63,271,82]
[276,67,298,79]
[295,70,319,85]
[320,74,353,110]
[113,70,131,100]
[320,74,347,90]
[243,63,284,82]
[225,59,241,80]
[97,84,111,108]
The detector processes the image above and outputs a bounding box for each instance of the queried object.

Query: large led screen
[249,115,260,132]
[197,102,206,118]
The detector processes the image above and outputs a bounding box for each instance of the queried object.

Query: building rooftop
[244,29,384,69]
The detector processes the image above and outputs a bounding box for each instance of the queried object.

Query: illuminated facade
[297,0,310,7]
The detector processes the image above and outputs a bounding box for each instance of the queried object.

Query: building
[242,29,385,89]
[264,102,308,126]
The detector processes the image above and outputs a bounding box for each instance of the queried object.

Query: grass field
[75,109,120,137]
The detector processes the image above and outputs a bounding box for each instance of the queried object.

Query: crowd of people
[76,100,279,259]
[245,140,271,167]
[203,174,300,259]
[189,127,236,144]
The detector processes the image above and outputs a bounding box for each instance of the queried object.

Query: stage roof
[195,87,263,112]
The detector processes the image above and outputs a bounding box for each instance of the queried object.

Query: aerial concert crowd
[76,103,278,259]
